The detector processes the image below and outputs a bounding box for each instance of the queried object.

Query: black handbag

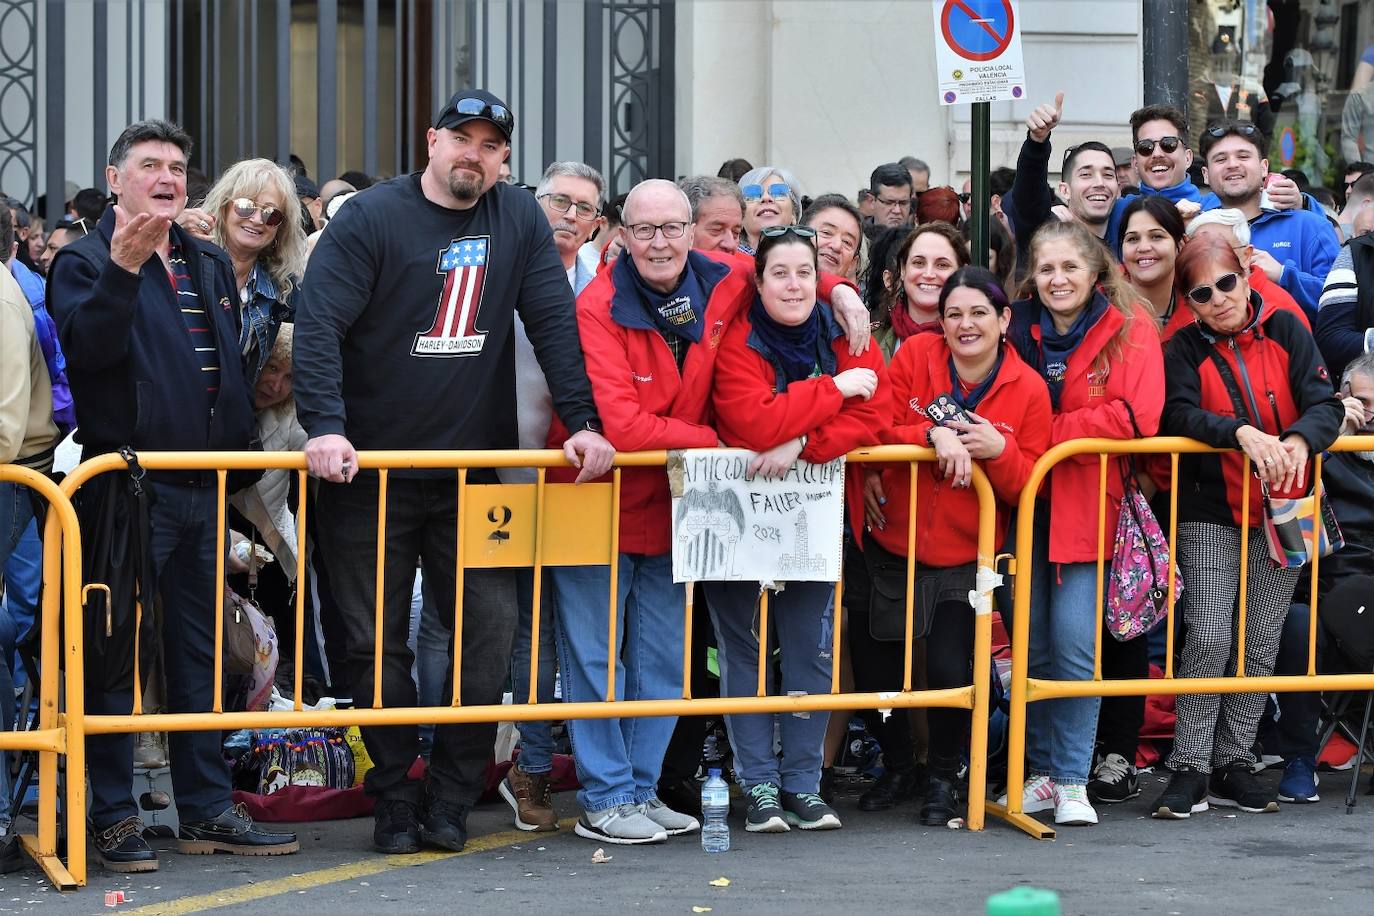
[76,446,159,694]
[862,538,972,642]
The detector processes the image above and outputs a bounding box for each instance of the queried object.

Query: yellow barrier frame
[993,434,1374,840]
[41,445,1003,887]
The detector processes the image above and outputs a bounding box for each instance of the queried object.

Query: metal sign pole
[970,101,990,268]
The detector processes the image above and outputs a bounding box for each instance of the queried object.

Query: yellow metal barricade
[0,465,81,889]
[47,445,1004,886]
[993,435,1374,840]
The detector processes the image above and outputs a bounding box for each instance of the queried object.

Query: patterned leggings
[1167,522,1299,773]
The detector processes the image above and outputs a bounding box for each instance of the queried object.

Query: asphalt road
[2,765,1372,916]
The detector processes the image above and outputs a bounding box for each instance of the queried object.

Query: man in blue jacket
[47,119,298,873]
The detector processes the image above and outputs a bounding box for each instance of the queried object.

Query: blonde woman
[203,158,308,383]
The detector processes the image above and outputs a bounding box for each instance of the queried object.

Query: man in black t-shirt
[294,90,614,855]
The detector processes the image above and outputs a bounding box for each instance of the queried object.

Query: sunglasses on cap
[741,182,790,202]
[759,225,817,240]
[437,96,515,137]
[1134,136,1184,157]
[232,198,287,227]
[1186,271,1240,305]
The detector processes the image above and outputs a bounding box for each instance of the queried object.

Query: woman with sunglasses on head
[1003,219,1165,827]
[848,267,1050,825]
[203,159,308,384]
[1150,234,1343,820]
[704,225,887,834]
[874,222,971,361]
[735,166,803,256]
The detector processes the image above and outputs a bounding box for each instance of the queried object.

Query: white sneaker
[1053,783,1099,826]
[574,804,668,845]
[638,797,700,836]
[997,774,1056,813]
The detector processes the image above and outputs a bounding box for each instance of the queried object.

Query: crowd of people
[1,83,1373,877]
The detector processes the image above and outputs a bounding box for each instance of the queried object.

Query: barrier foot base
[985,802,1056,840]
[20,835,78,890]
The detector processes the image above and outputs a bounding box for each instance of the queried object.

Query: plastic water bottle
[700,769,730,853]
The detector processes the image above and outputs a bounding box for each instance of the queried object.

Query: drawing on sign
[669,449,845,584]
[674,480,747,580]
[940,0,1015,62]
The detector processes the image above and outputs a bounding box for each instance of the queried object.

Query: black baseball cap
[434,89,514,141]
[294,174,321,199]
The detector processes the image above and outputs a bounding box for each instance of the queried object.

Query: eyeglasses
[231,198,286,227]
[1134,136,1184,157]
[1186,271,1240,305]
[741,182,790,202]
[625,220,689,241]
[438,96,515,137]
[539,193,600,221]
[875,194,911,210]
[759,225,817,240]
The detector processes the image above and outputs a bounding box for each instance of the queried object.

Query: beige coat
[0,267,57,471]
[230,401,308,578]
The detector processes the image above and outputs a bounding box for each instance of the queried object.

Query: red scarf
[889,301,940,340]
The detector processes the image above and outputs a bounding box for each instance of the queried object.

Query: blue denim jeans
[510,568,557,775]
[550,553,684,813]
[704,580,834,794]
[1270,603,1322,760]
[1021,504,1101,785]
[410,572,449,745]
[0,484,26,831]
[2,519,40,692]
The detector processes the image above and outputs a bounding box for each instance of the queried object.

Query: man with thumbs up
[48,119,299,873]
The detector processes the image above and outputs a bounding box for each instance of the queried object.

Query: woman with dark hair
[705,225,887,834]
[1118,195,1186,331]
[847,267,1051,825]
[874,222,971,360]
[1151,234,1343,819]
[1004,219,1165,827]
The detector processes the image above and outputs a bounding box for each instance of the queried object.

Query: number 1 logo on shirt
[413,236,491,356]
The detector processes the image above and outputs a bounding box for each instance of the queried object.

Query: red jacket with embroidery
[871,334,1052,566]
[1007,293,1166,563]
[1160,265,1310,344]
[1163,294,1344,527]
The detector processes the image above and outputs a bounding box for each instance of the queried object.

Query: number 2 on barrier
[488,505,513,541]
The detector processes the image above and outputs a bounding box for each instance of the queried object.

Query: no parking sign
[933,0,1026,105]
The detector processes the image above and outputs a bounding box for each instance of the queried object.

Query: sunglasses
[1134,136,1184,156]
[958,192,971,204]
[232,198,287,227]
[538,193,600,221]
[1186,271,1240,305]
[759,225,817,240]
[440,96,515,136]
[741,182,790,202]
[1205,123,1261,141]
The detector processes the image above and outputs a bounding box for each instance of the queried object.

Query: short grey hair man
[535,160,606,208]
[677,175,743,222]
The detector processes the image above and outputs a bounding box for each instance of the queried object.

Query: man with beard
[1199,120,1338,320]
[294,90,615,855]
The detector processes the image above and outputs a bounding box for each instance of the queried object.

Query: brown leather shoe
[498,765,558,831]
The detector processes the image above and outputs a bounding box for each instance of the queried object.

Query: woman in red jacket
[848,266,1051,825]
[704,226,886,834]
[1151,234,1343,819]
[1005,220,1165,827]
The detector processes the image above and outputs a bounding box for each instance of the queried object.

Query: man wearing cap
[294,174,323,231]
[294,89,614,855]
[1111,147,1137,195]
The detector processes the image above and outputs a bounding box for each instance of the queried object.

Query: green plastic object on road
[986,887,1061,915]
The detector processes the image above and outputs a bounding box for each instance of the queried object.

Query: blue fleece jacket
[1247,206,1338,321]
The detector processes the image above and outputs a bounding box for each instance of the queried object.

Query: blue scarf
[1138,176,1203,204]
[616,253,707,343]
[947,347,1005,412]
[1037,293,1108,409]
[749,294,825,389]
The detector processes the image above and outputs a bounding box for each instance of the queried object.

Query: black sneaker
[420,796,470,852]
[178,804,299,856]
[744,783,789,833]
[0,833,21,874]
[94,816,157,873]
[1151,767,1209,819]
[656,777,704,819]
[1208,764,1279,813]
[780,790,842,830]
[1087,753,1141,804]
[920,776,960,827]
[857,764,923,812]
[818,767,836,804]
[372,798,422,854]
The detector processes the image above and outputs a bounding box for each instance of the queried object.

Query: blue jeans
[510,568,557,775]
[3,520,41,692]
[551,553,684,812]
[0,485,40,831]
[704,580,834,794]
[409,572,449,745]
[1269,603,1322,760]
[1022,505,1101,785]
[87,482,234,826]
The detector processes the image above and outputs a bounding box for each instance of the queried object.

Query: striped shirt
[169,243,219,414]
